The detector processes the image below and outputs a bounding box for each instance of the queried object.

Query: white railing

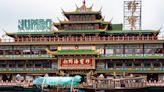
[146,81,164,87]
[0,55,51,58]
[0,80,33,88]
[1,36,164,43]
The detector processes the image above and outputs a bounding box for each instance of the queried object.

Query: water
[80,87,164,92]
[0,87,164,92]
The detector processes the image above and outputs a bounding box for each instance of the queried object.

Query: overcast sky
[0,0,164,36]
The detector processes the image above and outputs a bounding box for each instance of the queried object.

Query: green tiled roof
[56,49,97,55]
[1,40,164,45]
[55,29,158,34]
[112,24,123,30]
[6,31,54,36]
[58,20,103,24]
[106,30,159,34]
[7,30,158,37]
[54,30,103,33]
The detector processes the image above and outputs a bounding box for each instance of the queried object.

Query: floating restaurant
[0,0,164,90]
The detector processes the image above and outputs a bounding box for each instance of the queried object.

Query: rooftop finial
[83,0,86,5]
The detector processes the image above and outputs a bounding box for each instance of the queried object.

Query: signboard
[18,19,52,31]
[124,0,141,30]
[58,58,95,69]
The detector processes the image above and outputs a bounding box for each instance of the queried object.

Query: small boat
[79,75,147,92]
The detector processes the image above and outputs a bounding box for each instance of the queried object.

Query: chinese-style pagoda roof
[46,49,97,55]
[107,30,159,34]
[62,0,102,16]
[6,31,54,37]
[53,19,106,25]
[6,29,159,37]
[53,29,159,35]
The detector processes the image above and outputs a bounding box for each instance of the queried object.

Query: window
[144,44,163,56]
[0,64,6,68]
[9,64,15,68]
[125,63,132,67]
[96,45,104,55]
[144,49,154,55]
[115,49,123,56]
[134,49,143,55]
[144,63,151,68]
[0,50,3,55]
[153,63,160,68]
[96,61,105,70]
[26,63,33,68]
[35,64,42,68]
[134,63,141,67]
[106,49,114,56]
[106,45,123,56]
[116,63,123,67]
[43,63,51,68]
[154,48,163,55]
[125,49,133,55]
[18,64,24,68]
[108,63,114,68]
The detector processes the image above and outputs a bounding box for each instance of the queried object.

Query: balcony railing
[0,54,163,59]
[96,68,164,73]
[1,36,163,43]
[0,68,55,73]
[0,55,51,58]
[99,54,164,58]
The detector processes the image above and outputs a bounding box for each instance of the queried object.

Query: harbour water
[0,87,164,92]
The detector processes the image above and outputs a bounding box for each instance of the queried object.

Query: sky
[0,0,164,37]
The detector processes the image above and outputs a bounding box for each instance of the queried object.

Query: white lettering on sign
[18,19,52,31]
[59,58,95,69]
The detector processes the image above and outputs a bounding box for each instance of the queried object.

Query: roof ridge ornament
[157,26,163,33]
[110,17,113,23]
[79,0,87,12]
[90,4,93,9]
[99,7,102,12]
[61,7,64,13]
[83,0,86,5]
[75,4,79,9]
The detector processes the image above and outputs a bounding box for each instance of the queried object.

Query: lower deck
[0,59,163,83]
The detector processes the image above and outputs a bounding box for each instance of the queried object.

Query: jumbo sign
[18,19,52,31]
[58,58,95,69]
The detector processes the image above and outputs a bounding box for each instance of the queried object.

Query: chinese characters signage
[124,0,141,30]
[58,58,95,69]
[18,19,52,31]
